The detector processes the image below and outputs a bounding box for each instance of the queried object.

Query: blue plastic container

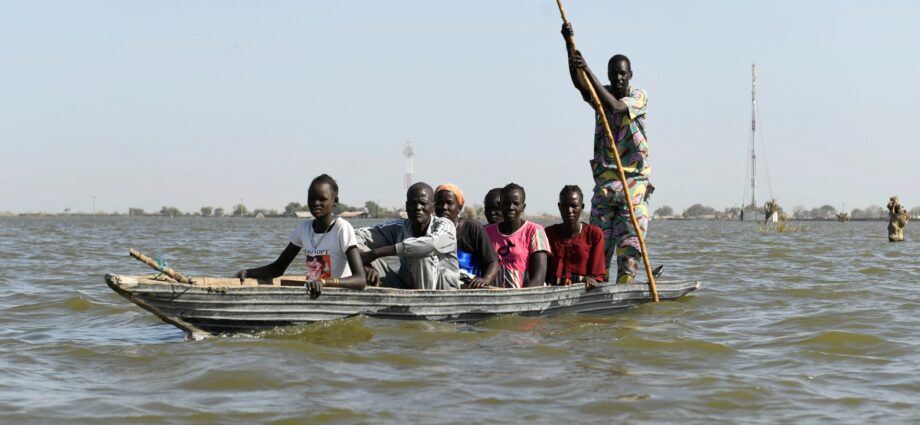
[457,250,476,276]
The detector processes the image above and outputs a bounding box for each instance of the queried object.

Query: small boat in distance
[105,274,700,338]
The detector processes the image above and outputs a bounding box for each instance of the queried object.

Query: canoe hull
[105,274,700,336]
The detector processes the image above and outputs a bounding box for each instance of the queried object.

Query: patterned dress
[589,86,651,283]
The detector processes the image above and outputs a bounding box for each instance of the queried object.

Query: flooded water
[1,216,919,424]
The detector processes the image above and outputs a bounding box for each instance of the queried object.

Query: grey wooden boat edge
[105,274,700,336]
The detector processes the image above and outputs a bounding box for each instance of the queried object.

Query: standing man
[562,23,651,284]
[355,182,460,290]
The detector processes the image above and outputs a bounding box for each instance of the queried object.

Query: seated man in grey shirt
[356,182,460,290]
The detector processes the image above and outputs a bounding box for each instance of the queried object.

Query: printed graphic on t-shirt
[497,240,515,258]
[304,250,332,281]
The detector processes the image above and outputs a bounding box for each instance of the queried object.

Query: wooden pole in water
[555,0,659,302]
[129,248,192,284]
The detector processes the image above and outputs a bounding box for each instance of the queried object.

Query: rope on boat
[155,255,167,272]
[129,248,192,284]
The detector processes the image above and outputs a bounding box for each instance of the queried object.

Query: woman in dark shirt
[434,184,499,288]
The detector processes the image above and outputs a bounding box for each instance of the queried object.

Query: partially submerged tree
[159,206,182,217]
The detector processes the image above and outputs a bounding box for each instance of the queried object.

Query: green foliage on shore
[334,202,363,215]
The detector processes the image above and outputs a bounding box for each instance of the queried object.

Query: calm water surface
[1,217,919,424]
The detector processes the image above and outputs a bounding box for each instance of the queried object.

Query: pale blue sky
[2,1,918,215]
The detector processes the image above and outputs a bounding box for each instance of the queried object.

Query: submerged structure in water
[887,195,909,242]
[741,64,779,223]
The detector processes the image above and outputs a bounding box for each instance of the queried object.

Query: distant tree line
[651,203,920,220]
[122,202,920,220]
[125,200,397,218]
[654,204,743,220]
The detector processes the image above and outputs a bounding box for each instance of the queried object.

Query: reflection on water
[1,217,919,423]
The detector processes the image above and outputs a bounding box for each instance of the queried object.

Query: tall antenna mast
[750,63,757,209]
[403,141,415,191]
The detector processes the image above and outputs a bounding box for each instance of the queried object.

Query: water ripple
[3,217,920,424]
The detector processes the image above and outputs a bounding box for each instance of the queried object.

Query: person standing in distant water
[563,23,652,284]
[434,183,499,288]
[234,174,366,298]
[484,183,550,288]
[483,188,503,225]
[545,185,606,291]
[355,182,459,290]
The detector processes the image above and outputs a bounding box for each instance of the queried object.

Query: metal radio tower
[404,141,415,191]
[749,63,757,210]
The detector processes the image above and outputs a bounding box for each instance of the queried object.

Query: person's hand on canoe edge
[585,277,597,292]
[465,276,496,289]
[364,266,381,287]
[305,279,322,299]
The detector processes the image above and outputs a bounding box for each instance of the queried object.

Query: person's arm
[335,246,366,289]
[562,24,592,102]
[579,225,608,291]
[393,219,456,258]
[523,224,551,288]
[355,222,399,286]
[234,242,299,281]
[569,53,629,115]
[524,251,548,288]
[470,261,499,289]
[354,223,397,250]
[361,244,397,264]
[587,225,608,282]
[468,222,499,288]
[356,223,400,262]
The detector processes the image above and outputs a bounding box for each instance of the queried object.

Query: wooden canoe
[105,274,700,338]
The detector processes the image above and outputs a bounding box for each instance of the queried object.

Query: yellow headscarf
[435,183,465,207]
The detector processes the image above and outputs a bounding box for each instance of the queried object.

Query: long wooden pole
[556,0,659,302]
[129,248,192,284]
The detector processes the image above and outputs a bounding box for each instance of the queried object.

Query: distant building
[741,205,761,222]
[339,211,368,219]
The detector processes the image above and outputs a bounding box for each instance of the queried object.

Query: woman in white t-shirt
[234,174,366,298]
